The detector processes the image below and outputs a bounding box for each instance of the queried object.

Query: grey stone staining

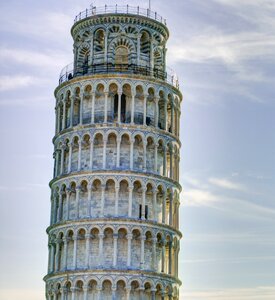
[45,6,182,300]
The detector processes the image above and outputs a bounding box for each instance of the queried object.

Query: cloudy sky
[0,0,274,299]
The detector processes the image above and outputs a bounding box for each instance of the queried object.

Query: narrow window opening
[139,204,142,219]
[145,205,149,220]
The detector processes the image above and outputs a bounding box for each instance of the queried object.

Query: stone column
[60,146,65,175]
[100,184,105,217]
[57,192,62,222]
[117,92,122,123]
[77,140,82,171]
[131,94,135,124]
[91,92,95,123]
[128,185,133,217]
[103,137,107,169]
[139,288,145,300]
[70,97,74,127]
[73,236,77,269]
[169,148,173,179]
[63,237,68,270]
[164,99,168,131]
[75,187,80,219]
[143,140,147,172]
[161,241,165,273]
[98,233,104,266]
[66,190,70,220]
[71,288,76,300]
[152,237,157,271]
[116,136,121,168]
[89,139,94,170]
[152,289,157,300]
[79,92,84,125]
[130,138,134,170]
[115,186,119,216]
[87,184,92,217]
[126,288,131,300]
[112,288,116,300]
[169,191,174,226]
[168,241,172,274]
[153,188,157,221]
[113,234,118,267]
[104,92,108,123]
[68,143,72,173]
[162,191,167,224]
[56,105,60,133]
[140,235,146,269]
[142,187,146,220]
[83,287,89,300]
[62,101,66,130]
[154,143,158,173]
[143,94,147,126]
[96,287,102,300]
[49,244,55,272]
[54,240,60,272]
[171,103,174,134]
[53,292,57,300]
[155,97,159,127]
[127,234,132,267]
[85,233,90,269]
[163,145,167,177]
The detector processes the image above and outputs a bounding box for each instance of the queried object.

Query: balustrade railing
[74,5,167,25]
[59,63,179,89]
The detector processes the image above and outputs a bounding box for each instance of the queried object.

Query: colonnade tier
[54,77,182,138]
[50,173,180,229]
[47,221,180,279]
[53,128,180,182]
[46,272,179,300]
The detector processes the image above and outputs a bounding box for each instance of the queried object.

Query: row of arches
[54,132,180,182]
[75,26,166,75]
[47,277,179,300]
[56,82,181,138]
[48,226,180,278]
[51,178,180,229]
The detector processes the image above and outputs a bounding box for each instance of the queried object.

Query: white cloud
[209,177,245,191]
[0,47,70,70]
[0,75,50,92]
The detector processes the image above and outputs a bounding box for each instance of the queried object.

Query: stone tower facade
[45,5,182,300]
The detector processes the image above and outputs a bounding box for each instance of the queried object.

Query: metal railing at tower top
[59,62,179,89]
[74,5,167,25]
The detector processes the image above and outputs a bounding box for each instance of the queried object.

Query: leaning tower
[45,4,182,300]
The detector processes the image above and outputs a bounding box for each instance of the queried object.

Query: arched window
[94,29,105,52]
[115,46,129,65]
[114,93,127,123]
[140,31,150,55]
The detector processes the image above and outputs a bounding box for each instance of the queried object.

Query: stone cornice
[54,73,182,100]
[46,217,183,238]
[71,14,169,41]
[49,169,182,192]
[43,268,182,286]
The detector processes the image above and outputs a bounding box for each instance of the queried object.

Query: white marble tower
[45,4,182,300]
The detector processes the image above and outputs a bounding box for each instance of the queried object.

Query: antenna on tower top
[149,0,151,10]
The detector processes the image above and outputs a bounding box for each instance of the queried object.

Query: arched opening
[132,229,141,269]
[90,228,100,268]
[117,228,128,267]
[102,280,112,300]
[88,279,98,299]
[103,228,114,267]
[130,280,140,299]
[105,180,116,216]
[106,133,117,169]
[94,29,105,53]
[91,179,101,218]
[76,229,86,268]
[114,93,127,123]
[119,180,129,217]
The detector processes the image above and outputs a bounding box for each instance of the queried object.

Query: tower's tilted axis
[45,5,182,300]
